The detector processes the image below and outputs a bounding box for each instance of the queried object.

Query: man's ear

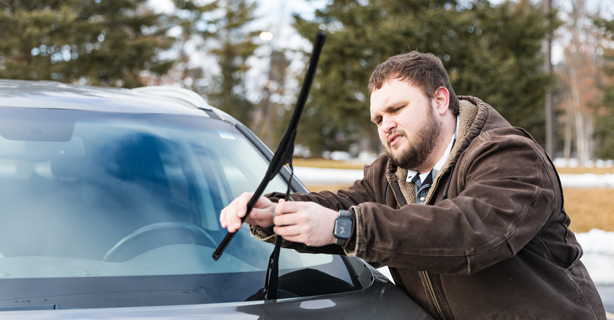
[434,87,450,116]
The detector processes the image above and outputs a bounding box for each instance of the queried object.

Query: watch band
[334,209,353,246]
[339,210,352,218]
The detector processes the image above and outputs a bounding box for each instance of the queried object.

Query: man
[220,52,606,320]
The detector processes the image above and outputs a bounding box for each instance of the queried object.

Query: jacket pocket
[525,236,558,265]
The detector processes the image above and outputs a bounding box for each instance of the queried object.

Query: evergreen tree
[292,0,556,156]
[204,0,259,126]
[165,0,219,90]
[0,0,174,87]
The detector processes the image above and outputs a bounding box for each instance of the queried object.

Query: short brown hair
[368,51,459,116]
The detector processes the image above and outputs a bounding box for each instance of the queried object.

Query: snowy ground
[293,166,614,285]
[294,166,614,189]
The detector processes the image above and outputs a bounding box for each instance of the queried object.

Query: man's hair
[368,51,459,116]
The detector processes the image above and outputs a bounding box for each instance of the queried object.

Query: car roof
[0,79,235,122]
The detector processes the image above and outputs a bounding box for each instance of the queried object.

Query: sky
[146,0,614,98]
[146,0,327,102]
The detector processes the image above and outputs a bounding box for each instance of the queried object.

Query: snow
[295,166,614,189]
[577,229,614,285]
[559,174,614,189]
[293,166,614,284]
[294,167,364,185]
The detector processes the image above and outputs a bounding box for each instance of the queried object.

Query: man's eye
[394,106,403,112]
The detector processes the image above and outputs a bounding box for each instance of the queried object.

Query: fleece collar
[387,98,480,205]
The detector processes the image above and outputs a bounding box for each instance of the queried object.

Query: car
[0,79,432,319]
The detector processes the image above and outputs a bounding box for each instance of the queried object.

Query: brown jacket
[253,96,606,320]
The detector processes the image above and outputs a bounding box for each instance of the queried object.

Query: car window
[0,107,359,308]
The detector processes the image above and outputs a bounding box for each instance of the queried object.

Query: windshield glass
[0,107,357,308]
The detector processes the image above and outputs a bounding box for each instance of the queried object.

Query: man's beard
[386,105,441,171]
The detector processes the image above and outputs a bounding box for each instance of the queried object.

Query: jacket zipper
[389,179,448,319]
[420,271,447,320]
[422,172,449,320]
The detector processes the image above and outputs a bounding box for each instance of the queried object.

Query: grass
[556,167,614,175]
[297,158,614,233]
[293,157,366,170]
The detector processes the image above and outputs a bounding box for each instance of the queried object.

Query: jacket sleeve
[249,161,382,256]
[351,129,560,275]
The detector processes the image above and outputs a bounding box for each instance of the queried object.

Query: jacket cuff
[342,205,359,256]
[249,192,287,241]
[249,224,276,242]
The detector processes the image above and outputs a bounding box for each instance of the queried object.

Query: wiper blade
[212,30,326,262]
[213,32,325,300]
[0,304,69,311]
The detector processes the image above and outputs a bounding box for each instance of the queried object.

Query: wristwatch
[333,209,353,246]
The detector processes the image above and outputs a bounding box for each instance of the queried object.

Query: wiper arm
[212,30,326,262]
[213,32,325,300]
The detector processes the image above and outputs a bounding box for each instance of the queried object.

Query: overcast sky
[146,0,614,98]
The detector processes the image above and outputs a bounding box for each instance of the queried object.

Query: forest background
[1,0,613,163]
[1,0,614,232]
[5,2,614,302]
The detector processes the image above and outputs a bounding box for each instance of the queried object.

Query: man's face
[369,78,441,171]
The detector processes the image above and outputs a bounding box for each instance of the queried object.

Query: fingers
[271,201,338,247]
[220,192,253,233]
[220,193,276,233]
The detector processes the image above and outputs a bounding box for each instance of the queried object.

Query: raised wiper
[212,31,326,299]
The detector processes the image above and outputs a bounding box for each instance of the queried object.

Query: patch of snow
[577,229,614,285]
[294,167,363,185]
[553,158,614,168]
[296,166,614,189]
[559,174,614,189]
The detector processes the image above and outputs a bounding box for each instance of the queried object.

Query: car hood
[2,279,431,320]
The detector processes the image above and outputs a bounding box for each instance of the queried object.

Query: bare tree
[557,0,603,165]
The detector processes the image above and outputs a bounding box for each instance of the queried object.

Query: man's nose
[381,116,396,133]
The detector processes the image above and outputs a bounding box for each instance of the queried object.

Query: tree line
[1,0,613,162]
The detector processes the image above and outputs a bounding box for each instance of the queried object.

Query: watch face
[334,218,352,240]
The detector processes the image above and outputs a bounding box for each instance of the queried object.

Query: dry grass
[293,158,366,170]
[556,167,614,175]
[303,186,614,233]
[298,158,614,232]
[563,188,614,233]
[294,158,614,174]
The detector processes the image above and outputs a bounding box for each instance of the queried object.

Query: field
[295,158,614,233]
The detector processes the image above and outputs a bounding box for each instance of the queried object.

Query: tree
[253,49,291,147]
[593,17,614,160]
[203,0,259,126]
[152,0,220,90]
[292,0,556,156]
[0,0,174,87]
[557,0,601,164]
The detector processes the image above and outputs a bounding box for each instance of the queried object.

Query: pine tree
[0,0,174,87]
[204,0,259,126]
[163,0,220,90]
[292,0,556,156]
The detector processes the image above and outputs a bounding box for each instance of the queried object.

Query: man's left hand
[273,199,338,247]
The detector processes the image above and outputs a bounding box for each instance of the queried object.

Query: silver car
[0,80,432,319]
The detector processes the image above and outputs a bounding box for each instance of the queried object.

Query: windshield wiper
[212,31,326,299]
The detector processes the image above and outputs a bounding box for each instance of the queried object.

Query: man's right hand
[220,192,276,233]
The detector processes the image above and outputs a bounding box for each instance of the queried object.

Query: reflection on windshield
[0,108,334,280]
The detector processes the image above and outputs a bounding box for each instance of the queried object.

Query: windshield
[0,107,358,309]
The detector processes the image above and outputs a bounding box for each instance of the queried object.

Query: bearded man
[220,51,606,320]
